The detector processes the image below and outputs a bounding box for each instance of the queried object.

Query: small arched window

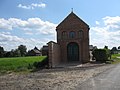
[69,31,75,38]
[62,31,67,39]
[78,30,83,38]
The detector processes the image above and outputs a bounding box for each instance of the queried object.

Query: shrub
[33,57,49,69]
[27,64,34,69]
[92,49,108,62]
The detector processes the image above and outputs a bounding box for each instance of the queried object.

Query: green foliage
[0,56,46,73]
[4,49,21,57]
[18,45,27,56]
[104,46,108,49]
[92,49,108,62]
[118,46,120,49]
[4,51,13,57]
[0,46,4,58]
[13,49,21,57]
[104,47,111,59]
[33,57,48,69]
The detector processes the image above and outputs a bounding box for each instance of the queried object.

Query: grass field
[0,54,120,74]
[0,56,46,74]
[111,54,120,64]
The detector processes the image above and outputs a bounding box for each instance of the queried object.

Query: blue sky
[0,0,120,50]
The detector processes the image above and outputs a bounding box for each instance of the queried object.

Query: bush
[27,64,34,69]
[92,49,108,62]
[33,57,49,69]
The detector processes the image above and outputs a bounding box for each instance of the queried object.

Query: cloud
[95,21,100,25]
[17,2,46,9]
[103,16,120,26]
[90,16,120,49]
[0,18,12,30]
[0,18,57,51]
[0,32,49,51]
[1,16,120,50]
[31,3,46,8]
[0,18,57,35]
[18,4,31,9]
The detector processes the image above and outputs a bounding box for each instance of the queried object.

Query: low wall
[48,41,61,67]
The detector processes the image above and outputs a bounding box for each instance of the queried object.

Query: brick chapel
[48,11,90,67]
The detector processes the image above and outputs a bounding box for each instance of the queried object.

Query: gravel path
[76,63,120,90]
[0,64,114,90]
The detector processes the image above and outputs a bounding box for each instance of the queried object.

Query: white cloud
[0,18,12,30]
[17,2,46,9]
[1,16,120,50]
[18,4,31,9]
[103,16,120,26]
[0,18,57,51]
[31,3,46,8]
[90,16,120,49]
[0,18,57,35]
[0,32,49,51]
[95,21,100,25]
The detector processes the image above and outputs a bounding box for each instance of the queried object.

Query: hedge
[92,49,108,62]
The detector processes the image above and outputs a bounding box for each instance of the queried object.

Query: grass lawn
[111,54,120,64]
[0,56,46,74]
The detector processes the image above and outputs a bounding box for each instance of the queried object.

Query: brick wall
[48,41,61,67]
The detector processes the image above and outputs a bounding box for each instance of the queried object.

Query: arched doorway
[67,42,79,61]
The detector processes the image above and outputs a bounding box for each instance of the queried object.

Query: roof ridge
[56,12,89,29]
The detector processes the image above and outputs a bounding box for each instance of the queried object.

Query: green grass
[0,56,46,74]
[111,54,120,64]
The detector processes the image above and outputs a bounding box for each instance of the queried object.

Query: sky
[0,0,120,51]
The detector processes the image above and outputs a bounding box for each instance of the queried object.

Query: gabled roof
[34,46,40,51]
[32,49,41,54]
[56,12,89,30]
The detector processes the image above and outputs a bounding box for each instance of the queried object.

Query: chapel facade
[48,11,90,67]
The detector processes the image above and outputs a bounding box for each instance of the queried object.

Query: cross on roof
[71,8,73,12]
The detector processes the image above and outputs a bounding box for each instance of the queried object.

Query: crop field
[0,56,46,73]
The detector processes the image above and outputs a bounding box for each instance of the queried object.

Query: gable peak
[56,11,89,29]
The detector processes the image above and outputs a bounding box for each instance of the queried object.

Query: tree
[10,49,15,57]
[5,50,14,57]
[104,46,111,59]
[13,49,21,57]
[4,51,12,57]
[0,46,4,57]
[18,45,27,56]
[5,51,12,57]
[104,46,108,49]
[118,46,120,50]
[27,50,34,56]
[4,49,21,57]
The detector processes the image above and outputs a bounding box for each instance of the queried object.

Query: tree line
[0,45,119,58]
[0,45,41,58]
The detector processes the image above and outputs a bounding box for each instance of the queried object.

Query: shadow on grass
[30,57,49,72]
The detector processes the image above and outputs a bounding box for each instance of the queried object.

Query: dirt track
[0,64,114,90]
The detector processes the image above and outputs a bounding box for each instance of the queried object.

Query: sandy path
[0,64,114,90]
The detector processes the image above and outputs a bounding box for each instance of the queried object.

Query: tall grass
[0,56,46,73]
